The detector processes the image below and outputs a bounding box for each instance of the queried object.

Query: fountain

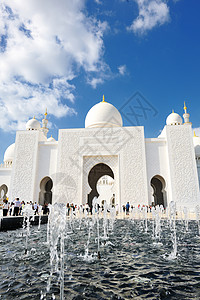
[0,202,200,299]
[22,203,35,254]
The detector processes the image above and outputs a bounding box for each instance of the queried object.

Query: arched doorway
[88,163,114,208]
[0,184,8,204]
[150,175,166,207]
[39,177,53,205]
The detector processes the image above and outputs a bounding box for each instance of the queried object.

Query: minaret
[41,108,49,137]
[183,102,191,124]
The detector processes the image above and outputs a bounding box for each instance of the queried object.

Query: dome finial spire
[184,101,187,114]
[44,108,47,119]
[102,94,105,102]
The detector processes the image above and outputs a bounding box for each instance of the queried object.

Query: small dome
[193,134,200,157]
[26,117,41,130]
[47,136,56,142]
[4,143,15,163]
[85,100,123,128]
[166,112,182,125]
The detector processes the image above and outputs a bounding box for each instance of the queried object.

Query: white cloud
[87,77,104,89]
[95,0,102,4]
[0,1,107,131]
[87,64,128,88]
[86,61,112,88]
[0,80,76,131]
[128,0,170,35]
[118,65,127,76]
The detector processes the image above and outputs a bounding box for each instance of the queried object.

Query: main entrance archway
[88,163,114,208]
[39,177,53,205]
[150,175,166,207]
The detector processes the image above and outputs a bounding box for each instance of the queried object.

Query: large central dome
[85,97,123,128]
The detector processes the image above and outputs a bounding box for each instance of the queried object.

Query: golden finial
[194,131,198,137]
[33,116,35,119]
[172,109,174,113]
[44,108,47,119]
[184,101,187,113]
[102,94,105,102]
[51,134,52,138]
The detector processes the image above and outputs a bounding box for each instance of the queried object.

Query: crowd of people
[2,198,49,217]
[66,202,119,216]
[70,202,155,216]
[122,202,154,215]
[68,202,154,216]
[2,198,155,218]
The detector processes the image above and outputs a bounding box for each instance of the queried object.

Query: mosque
[0,96,200,211]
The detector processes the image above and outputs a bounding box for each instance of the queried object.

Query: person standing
[9,202,14,215]
[20,201,25,215]
[33,202,38,215]
[3,199,9,217]
[13,198,21,216]
[85,203,89,213]
[126,202,130,215]
[66,203,70,216]
[42,203,49,215]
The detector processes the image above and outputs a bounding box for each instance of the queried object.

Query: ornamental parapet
[0,162,12,168]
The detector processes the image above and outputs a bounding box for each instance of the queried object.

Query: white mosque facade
[0,98,200,211]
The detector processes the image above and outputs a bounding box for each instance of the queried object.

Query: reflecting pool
[0,210,200,299]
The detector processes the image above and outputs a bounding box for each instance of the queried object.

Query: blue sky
[0,0,200,163]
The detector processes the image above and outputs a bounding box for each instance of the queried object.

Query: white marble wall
[10,131,40,203]
[166,125,200,210]
[120,126,148,206]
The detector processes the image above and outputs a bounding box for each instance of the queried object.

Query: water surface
[0,218,200,299]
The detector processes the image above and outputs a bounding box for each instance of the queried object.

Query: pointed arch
[87,163,114,208]
[0,184,8,201]
[39,176,53,205]
[150,175,167,207]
